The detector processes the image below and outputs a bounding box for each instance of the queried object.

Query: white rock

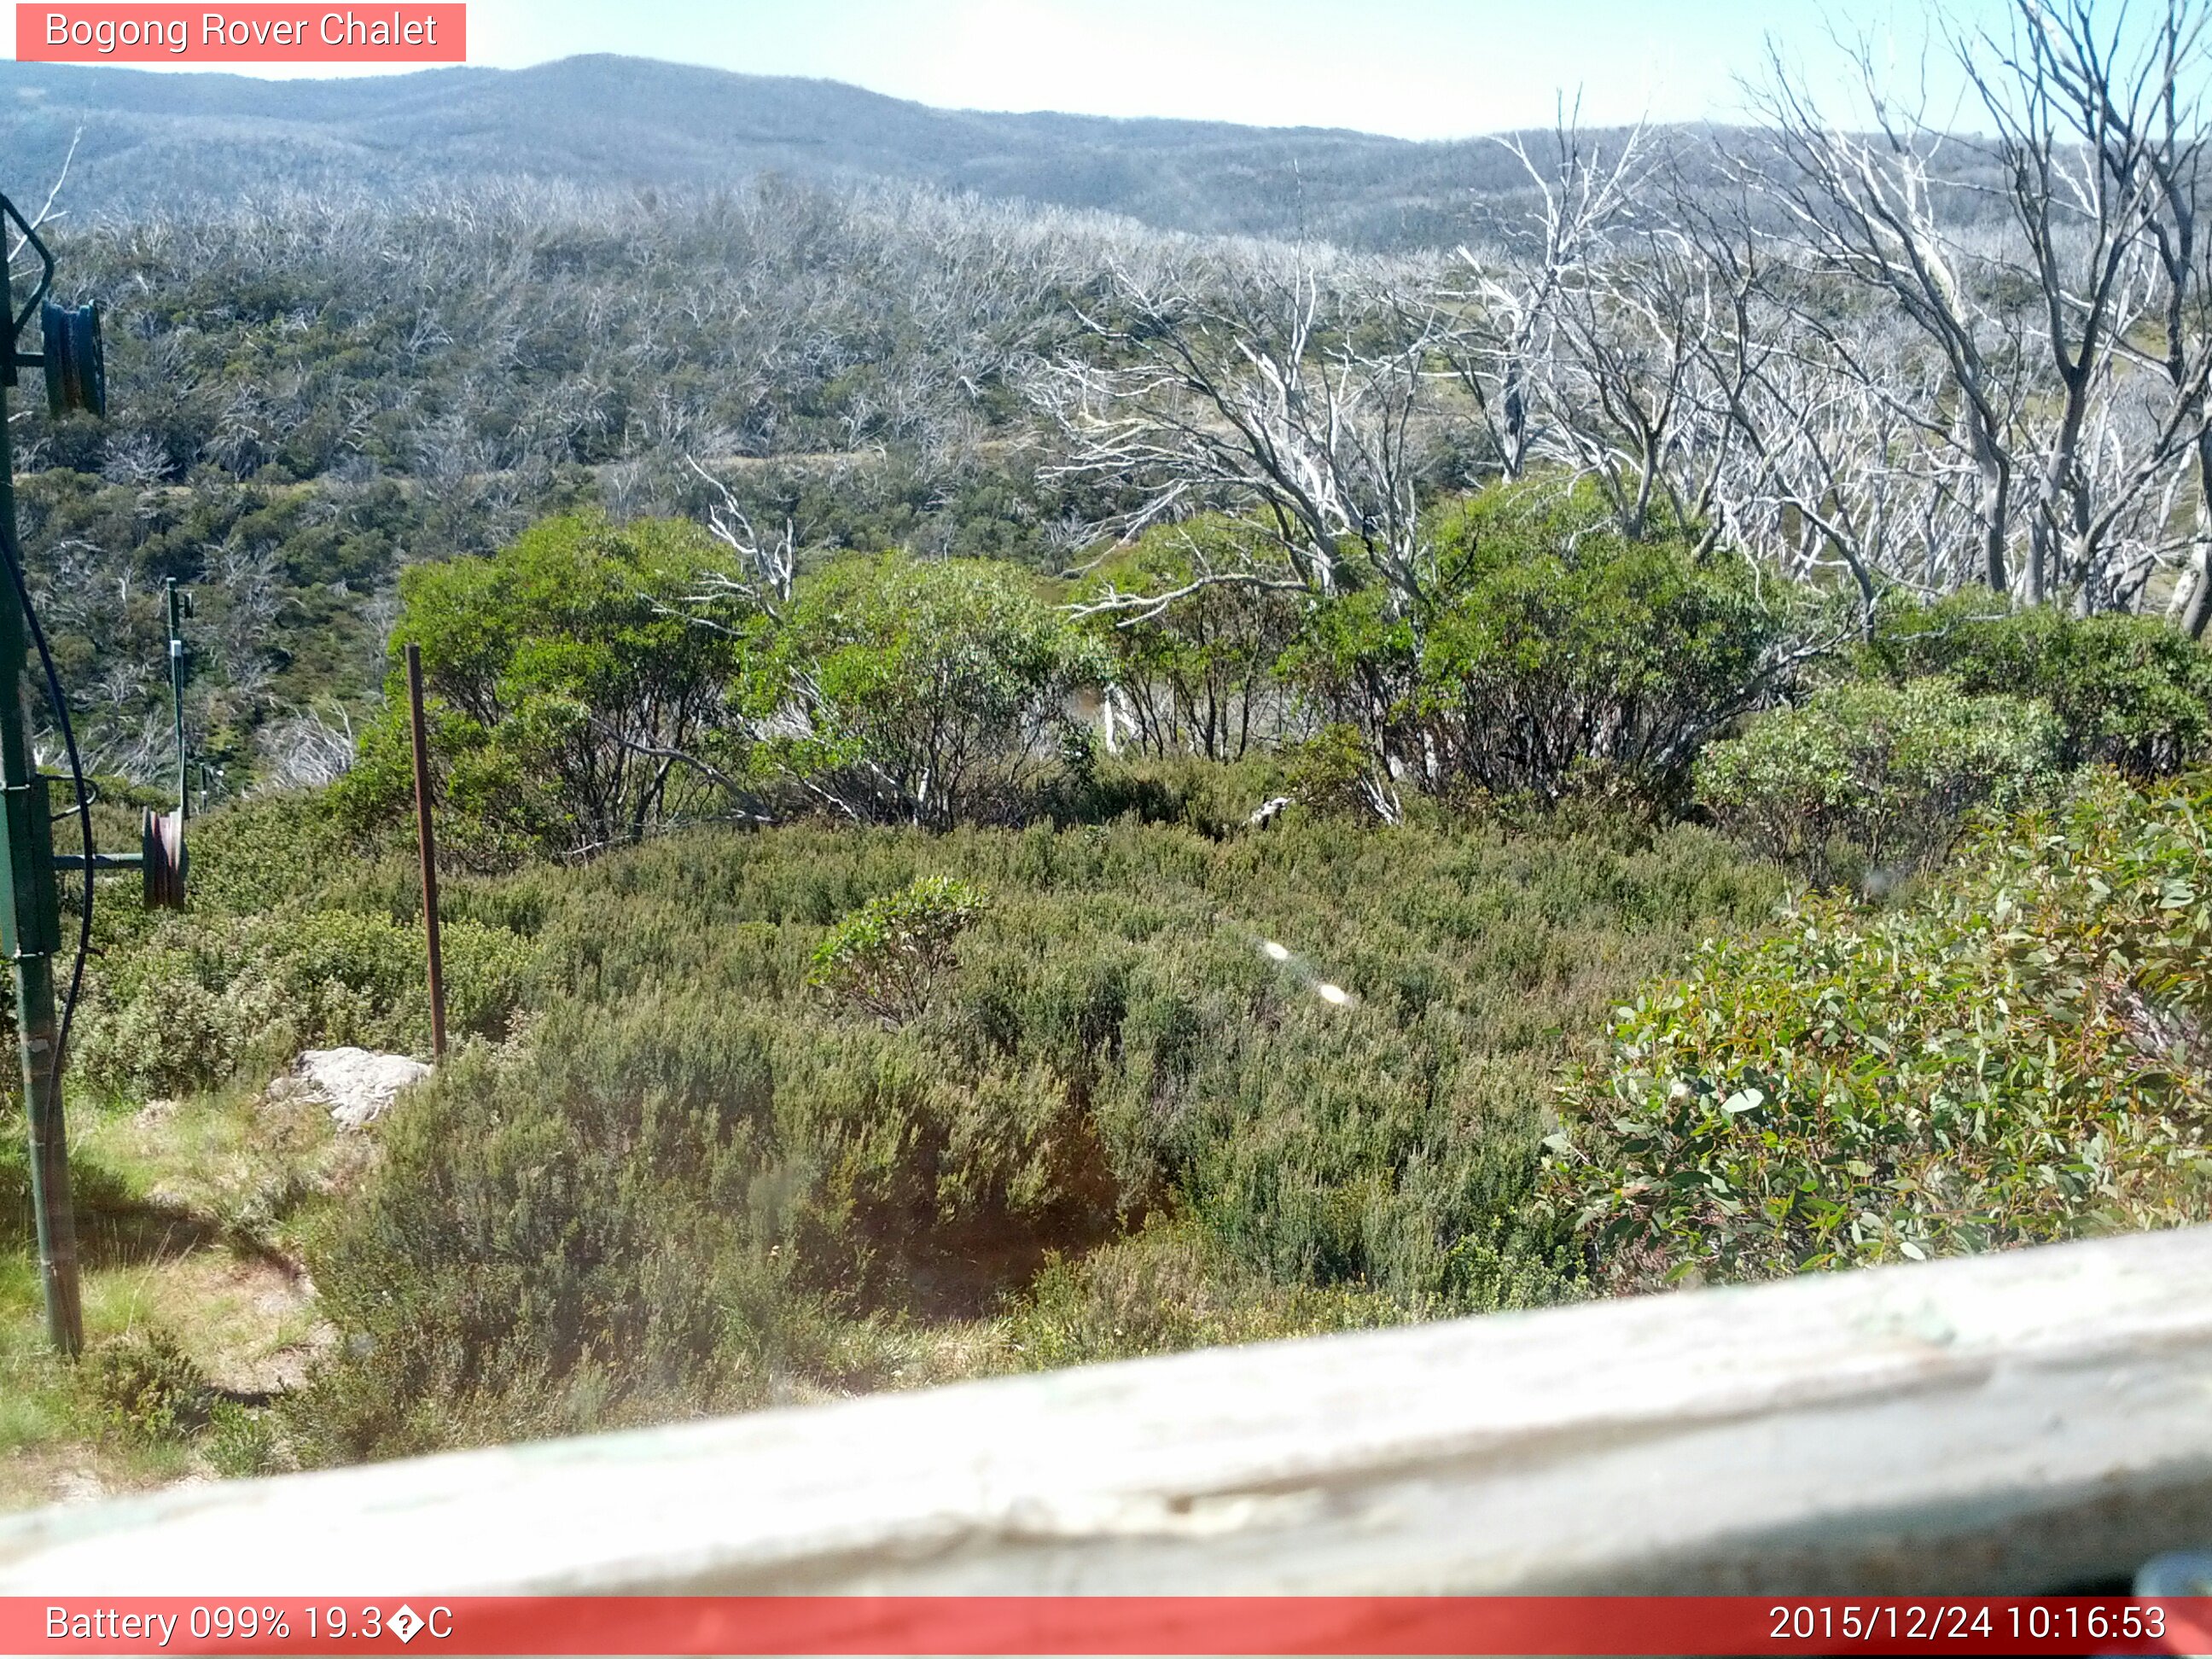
[276,1047,433,1130]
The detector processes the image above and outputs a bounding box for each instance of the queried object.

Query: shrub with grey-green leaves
[808,876,987,1024]
[1695,678,2063,888]
[1548,769,2212,1290]
[1858,596,2212,778]
[79,909,537,1098]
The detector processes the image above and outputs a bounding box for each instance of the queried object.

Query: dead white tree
[1965,0,2203,608]
[1746,3,2212,621]
[1752,38,2023,598]
[2011,0,2212,635]
[1722,313,1989,629]
[686,457,795,606]
[258,701,358,789]
[1036,250,1444,614]
[1440,112,1649,484]
[1545,224,1719,540]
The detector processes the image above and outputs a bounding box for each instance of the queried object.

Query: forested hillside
[4,7,2212,1499]
[13,179,1150,786]
[0,55,1640,247]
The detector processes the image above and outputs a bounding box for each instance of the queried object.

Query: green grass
[0,1089,330,1511]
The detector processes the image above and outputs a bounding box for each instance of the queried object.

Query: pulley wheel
[142,807,187,911]
[41,300,106,418]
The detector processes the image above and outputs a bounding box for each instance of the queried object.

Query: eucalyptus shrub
[336,513,759,864]
[1549,769,2212,1290]
[808,876,988,1024]
[1283,486,1807,814]
[1414,543,1796,808]
[1695,678,2063,888]
[748,554,1106,828]
[1859,596,2212,777]
[1080,517,1305,761]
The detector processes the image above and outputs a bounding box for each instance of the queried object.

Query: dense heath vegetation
[6,4,2212,1489]
[8,485,2207,1475]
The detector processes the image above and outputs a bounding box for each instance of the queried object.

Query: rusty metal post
[405,643,447,1061]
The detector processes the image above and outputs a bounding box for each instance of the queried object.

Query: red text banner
[3,1596,2211,1656]
[15,6,464,62]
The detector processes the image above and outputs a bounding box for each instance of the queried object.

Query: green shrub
[808,876,988,1024]
[1548,769,2212,1291]
[1036,752,1295,839]
[288,814,1784,1459]
[1695,678,2063,887]
[748,553,1105,827]
[291,995,1123,1459]
[1284,484,1807,814]
[77,906,536,1097]
[1003,1215,1417,1369]
[84,1328,212,1445]
[165,789,359,915]
[204,1400,285,1479]
[1284,721,1391,820]
[1418,492,1804,807]
[261,910,536,1051]
[1860,597,2212,777]
[1080,517,1305,762]
[335,513,759,864]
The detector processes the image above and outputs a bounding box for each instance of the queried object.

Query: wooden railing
[5,1225,2211,1595]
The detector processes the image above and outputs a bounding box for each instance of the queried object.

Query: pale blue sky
[9,1,2019,140]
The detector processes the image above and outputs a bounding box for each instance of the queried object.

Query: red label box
[5,1596,2212,1656]
[15,5,465,62]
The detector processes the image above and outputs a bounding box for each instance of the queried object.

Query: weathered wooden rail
[4,1225,2212,1595]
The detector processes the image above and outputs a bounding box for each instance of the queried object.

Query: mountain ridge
[0,52,1626,247]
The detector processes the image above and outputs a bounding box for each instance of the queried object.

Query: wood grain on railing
[5,1225,2211,1595]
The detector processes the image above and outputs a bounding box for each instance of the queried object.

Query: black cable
[0,527,94,1075]
[4,195,94,1074]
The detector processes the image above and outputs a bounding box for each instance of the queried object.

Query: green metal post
[166,579,188,819]
[0,249,82,1357]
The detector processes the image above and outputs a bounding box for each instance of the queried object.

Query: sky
[5,0,2013,141]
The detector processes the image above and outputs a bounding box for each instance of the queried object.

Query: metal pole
[0,256,81,1357]
[405,643,447,1061]
[166,578,187,820]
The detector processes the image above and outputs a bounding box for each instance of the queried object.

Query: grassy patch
[0,1087,336,1511]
